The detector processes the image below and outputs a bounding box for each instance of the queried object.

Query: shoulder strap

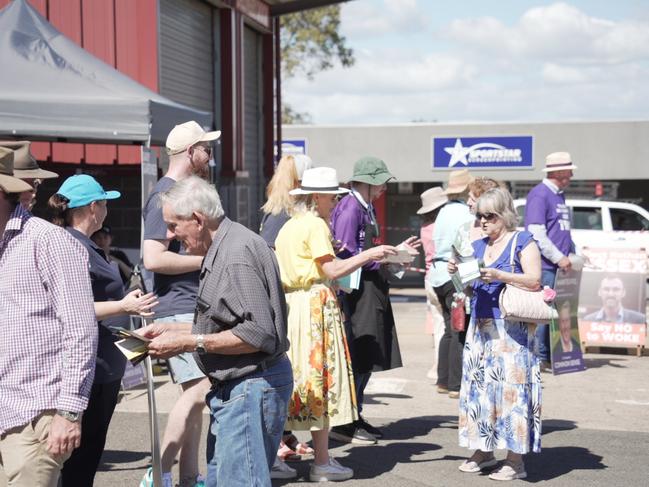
[508,231,519,271]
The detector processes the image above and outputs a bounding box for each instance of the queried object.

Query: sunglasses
[192,144,212,156]
[476,212,498,221]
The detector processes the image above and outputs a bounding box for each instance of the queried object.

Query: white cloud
[443,2,649,64]
[342,0,429,38]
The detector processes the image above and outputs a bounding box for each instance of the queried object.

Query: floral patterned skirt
[284,284,358,431]
[458,317,542,454]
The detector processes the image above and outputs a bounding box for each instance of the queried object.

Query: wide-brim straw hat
[417,186,448,214]
[444,168,474,195]
[0,147,33,193]
[0,140,58,179]
[542,151,578,172]
[289,167,349,195]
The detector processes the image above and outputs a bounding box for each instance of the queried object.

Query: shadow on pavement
[542,419,577,436]
[582,357,628,369]
[98,450,150,471]
[526,446,606,482]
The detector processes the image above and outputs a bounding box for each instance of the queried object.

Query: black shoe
[330,423,377,445]
[356,416,383,439]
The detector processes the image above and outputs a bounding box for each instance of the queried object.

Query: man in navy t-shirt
[142,121,220,487]
[524,151,577,367]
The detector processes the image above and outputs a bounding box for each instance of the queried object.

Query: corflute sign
[433,136,533,170]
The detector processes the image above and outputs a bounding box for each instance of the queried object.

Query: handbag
[450,292,467,332]
[498,232,559,324]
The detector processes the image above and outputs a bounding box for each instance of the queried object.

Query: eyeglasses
[476,212,498,221]
[192,144,212,156]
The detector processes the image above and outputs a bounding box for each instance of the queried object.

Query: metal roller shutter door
[159,0,214,113]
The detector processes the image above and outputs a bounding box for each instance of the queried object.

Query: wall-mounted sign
[432,136,534,170]
[280,139,307,157]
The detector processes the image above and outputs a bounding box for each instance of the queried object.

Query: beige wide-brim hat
[542,151,578,172]
[417,186,448,214]
[444,168,474,195]
[0,140,58,179]
[0,147,33,193]
[289,167,350,195]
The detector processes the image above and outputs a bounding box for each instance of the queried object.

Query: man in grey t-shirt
[141,121,220,487]
[140,176,291,486]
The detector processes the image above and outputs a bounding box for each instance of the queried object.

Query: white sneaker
[309,457,353,482]
[139,467,173,487]
[271,457,297,479]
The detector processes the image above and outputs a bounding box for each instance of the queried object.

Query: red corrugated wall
[0,0,159,165]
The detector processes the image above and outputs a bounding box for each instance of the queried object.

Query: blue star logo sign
[434,136,533,169]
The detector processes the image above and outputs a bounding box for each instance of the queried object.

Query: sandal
[284,434,315,459]
[277,441,301,462]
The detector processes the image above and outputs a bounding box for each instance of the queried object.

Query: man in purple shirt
[0,147,97,487]
[330,156,407,445]
[524,151,577,366]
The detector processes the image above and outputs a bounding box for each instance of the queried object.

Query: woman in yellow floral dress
[275,167,397,482]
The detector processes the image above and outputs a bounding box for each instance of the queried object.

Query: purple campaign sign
[433,136,533,169]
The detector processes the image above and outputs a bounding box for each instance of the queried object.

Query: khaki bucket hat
[0,147,33,193]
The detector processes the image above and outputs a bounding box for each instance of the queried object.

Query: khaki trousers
[0,411,71,487]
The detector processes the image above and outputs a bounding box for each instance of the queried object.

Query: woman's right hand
[365,244,398,263]
[447,258,458,274]
[120,290,159,317]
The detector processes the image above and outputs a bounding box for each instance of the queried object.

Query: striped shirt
[0,205,97,434]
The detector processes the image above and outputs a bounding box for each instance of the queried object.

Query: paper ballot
[112,327,150,365]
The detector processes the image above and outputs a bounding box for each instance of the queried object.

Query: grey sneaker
[488,461,527,481]
[309,457,353,482]
[270,457,297,479]
[329,424,377,445]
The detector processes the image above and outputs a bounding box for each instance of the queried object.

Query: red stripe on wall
[49,0,85,164]
[81,0,117,165]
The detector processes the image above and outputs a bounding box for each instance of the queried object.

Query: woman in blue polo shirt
[48,174,157,487]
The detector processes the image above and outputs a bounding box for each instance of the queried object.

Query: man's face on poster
[598,277,625,310]
[559,305,572,344]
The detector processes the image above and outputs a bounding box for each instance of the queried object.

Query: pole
[143,317,163,487]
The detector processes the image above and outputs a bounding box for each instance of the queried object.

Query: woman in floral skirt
[275,167,396,482]
[448,187,542,481]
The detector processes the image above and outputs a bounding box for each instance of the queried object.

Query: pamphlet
[451,256,483,292]
[337,267,361,294]
[384,249,415,265]
[111,327,150,365]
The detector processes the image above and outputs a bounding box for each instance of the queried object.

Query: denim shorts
[155,313,205,384]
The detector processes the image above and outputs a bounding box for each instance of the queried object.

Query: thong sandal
[284,434,315,459]
[277,441,301,462]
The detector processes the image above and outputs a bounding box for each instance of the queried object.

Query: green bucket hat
[350,156,395,185]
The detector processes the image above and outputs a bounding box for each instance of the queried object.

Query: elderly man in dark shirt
[139,176,292,487]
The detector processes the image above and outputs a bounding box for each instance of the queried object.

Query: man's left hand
[47,414,82,457]
[400,236,422,254]
[148,333,192,359]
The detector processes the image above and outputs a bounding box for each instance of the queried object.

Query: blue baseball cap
[56,174,121,209]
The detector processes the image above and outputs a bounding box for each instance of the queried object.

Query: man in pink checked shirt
[0,147,97,487]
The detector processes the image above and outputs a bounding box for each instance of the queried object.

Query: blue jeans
[205,356,293,487]
[535,269,557,361]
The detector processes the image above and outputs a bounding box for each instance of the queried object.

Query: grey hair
[476,187,518,230]
[159,176,224,222]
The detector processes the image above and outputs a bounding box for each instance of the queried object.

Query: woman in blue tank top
[448,188,542,481]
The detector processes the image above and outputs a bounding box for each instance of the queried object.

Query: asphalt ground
[4,292,648,486]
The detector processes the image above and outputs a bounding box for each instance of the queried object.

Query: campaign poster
[551,268,586,374]
[578,248,647,348]
[121,361,147,390]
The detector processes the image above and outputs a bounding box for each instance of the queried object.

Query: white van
[513,199,649,256]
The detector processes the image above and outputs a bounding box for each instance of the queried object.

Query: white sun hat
[542,151,578,172]
[289,167,350,195]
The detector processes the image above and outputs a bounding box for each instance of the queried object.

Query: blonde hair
[476,187,518,230]
[261,155,299,215]
[469,177,505,199]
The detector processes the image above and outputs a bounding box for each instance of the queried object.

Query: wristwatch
[195,334,206,354]
[56,409,82,422]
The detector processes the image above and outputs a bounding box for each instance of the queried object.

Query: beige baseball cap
[165,121,221,155]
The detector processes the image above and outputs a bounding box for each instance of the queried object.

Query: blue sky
[283,1,649,124]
